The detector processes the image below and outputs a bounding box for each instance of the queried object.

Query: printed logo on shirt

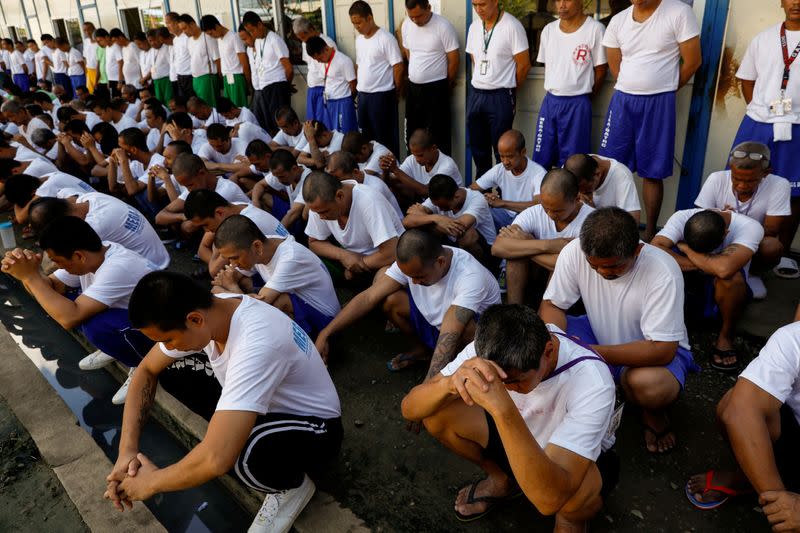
[123,208,144,234]
[572,45,591,66]
[292,322,311,357]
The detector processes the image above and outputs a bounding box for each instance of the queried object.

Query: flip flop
[710,347,739,373]
[386,353,427,372]
[643,423,674,454]
[685,470,745,510]
[454,479,523,522]
[774,257,800,279]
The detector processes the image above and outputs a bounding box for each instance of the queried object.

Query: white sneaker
[248,474,315,533]
[747,275,767,300]
[78,350,115,370]
[111,368,135,405]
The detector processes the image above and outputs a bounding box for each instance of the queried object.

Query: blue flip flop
[684,471,741,510]
[386,353,426,372]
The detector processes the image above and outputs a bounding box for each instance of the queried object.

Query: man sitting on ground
[212,215,340,338]
[3,173,93,223]
[104,271,343,532]
[187,95,223,127]
[92,98,138,133]
[107,127,166,219]
[540,207,699,454]
[564,153,641,223]
[341,131,391,176]
[380,128,463,200]
[471,130,547,230]
[196,123,249,174]
[652,209,764,372]
[304,171,404,281]
[1,217,156,404]
[404,174,497,267]
[402,304,616,526]
[164,111,208,153]
[250,149,312,230]
[686,319,800,533]
[695,142,790,299]
[316,229,500,373]
[269,106,304,153]
[492,169,594,304]
[325,151,402,218]
[217,96,258,127]
[296,120,345,170]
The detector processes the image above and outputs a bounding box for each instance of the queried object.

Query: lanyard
[780,22,800,92]
[733,185,758,216]
[323,49,336,93]
[543,332,607,382]
[482,11,502,55]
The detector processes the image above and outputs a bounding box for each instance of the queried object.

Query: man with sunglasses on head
[695,142,791,299]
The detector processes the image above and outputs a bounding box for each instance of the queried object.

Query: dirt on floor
[0,395,88,533]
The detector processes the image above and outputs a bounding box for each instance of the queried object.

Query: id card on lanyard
[479,11,501,76]
[323,49,336,106]
[771,23,800,116]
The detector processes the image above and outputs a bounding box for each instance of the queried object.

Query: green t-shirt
[97,46,107,83]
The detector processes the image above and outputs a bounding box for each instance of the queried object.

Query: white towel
[774,122,793,141]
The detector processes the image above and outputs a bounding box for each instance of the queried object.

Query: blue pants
[407,289,440,350]
[533,93,592,169]
[306,86,326,123]
[12,74,29,93]
[491,207,516,232]
[323,96,358,134]
[69,75,86,98]
[599,90,676,179]
[358,89,399,155]
[134,189,166,223]
[467,88,516,178]
[732,115,800,196]
[54,73,73,96]
[566,314,699,389]
[289,293,333,341]
[80,308,154,368]
[271,196,304,239]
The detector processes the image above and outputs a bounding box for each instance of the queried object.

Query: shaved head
[497,130,525,153]
[541,169,579,199]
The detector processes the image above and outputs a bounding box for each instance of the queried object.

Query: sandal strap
[703,470,740,497]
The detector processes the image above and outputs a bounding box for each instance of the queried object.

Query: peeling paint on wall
[715,45,741,108]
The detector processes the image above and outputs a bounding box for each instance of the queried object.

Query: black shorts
[484,411,619,499]
[234,412,343,493]
[775,404,800,491]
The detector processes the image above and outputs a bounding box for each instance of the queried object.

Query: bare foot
[713,337,738,367]
[642,410,675,453]
[686,470,750,503]
[454,474,516,518]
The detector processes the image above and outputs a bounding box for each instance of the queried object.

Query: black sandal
[454,479,522,522]
[711,347,739,373]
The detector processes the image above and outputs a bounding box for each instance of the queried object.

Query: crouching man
[401,304,617,528]
[104,271,342,533]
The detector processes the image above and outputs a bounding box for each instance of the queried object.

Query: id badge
[226,73,234,84]
[605,401,624,439]
[323,93,329,106]
[151,67,156,78]
[770,97,787,117]
[479,60,489,76]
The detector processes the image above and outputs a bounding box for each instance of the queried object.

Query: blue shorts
[407,289,440,350]
[306,86,326,122]
[12,74,29,92]
[533,93,592,169]
[80,307,154,368]
[684,269,752,321]
[491,207,516,232]
[732,115,800,197]
[289,293,334,340]
[566,314,699,389]
[323,96,358,134]
[599,90,676,179]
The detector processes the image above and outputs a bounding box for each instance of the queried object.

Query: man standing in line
[93,29,109,96]
[534,0,607,169]
[400,0,460,155]
[350,1,404,155]
[293,17,337,124]
[243,11,293,136]
[166,12,194,100]
[179,14,221,107]
[201,15,251,108]
[82,22,99,94]
[465,0,531,178]
[600,0,701,241]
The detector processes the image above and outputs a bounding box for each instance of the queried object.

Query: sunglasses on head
[731,150,766,161]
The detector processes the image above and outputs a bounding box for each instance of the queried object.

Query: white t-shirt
[385,246,500,327]
[741,322,800,424]
[23,49,35,73]
[239,203,288,238]
[303,34,337,88]
[296,130,345,157]
[124,99,142,121]
[265,166,312,204]
[187,33,220,77]
[172,33,192,77]
[34,50,48,80]
[197,138,248,165]
[68,192,170,270]
[20,117,50,147]
[657,208,765,255]
[106,44,122,82]
[544,240,690,349]
[218,30,246,75]
[254,32,289,87]
[253,238,340,317]
[355,28,403,93]
[52,49,68,74]
[512,202,594,240]
[22,157,59,178]
[442,324,615,460]
[149,45,171,79]
[737,23,800,124]
[36,172,94,198]
[401,14,460,84]
[67,48,85,76]
[118,153,166,185]
[362,175,403,219]
[591,155,641,212]
[399,151,463,187]
[475,160,547,216]
[226,106,258,127]
[272,129,304,148]
[360,141,392,175]
[602,0,700,94]
[422,189,497,244]
[146,129,169,152]
[466,12,529,90]
[52,242,156,310]
[178,177,250,204]
[112,114,138,133]
[694,171,792,225]
[235,122,272,146]
[161,295,341,418]
[83,111,102,130]
[537,17,607,96]
[10,50,27,75]
[121,43,142,87]
[305,184,404,254]
[83,40,98,69]
[322,50,356,100]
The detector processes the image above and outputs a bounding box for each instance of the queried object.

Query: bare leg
[751,237,785,272]
[778,196,800,253]
[553,464,603,533]
[642,178,663,242]
[383,290,429,368]
[713,273,747,365]
[272,292,295,319]
[456,228,484,262]
[621,367,680,453]
[505,258,530,305]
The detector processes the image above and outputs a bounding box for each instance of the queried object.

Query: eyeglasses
[731,150,767,161]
